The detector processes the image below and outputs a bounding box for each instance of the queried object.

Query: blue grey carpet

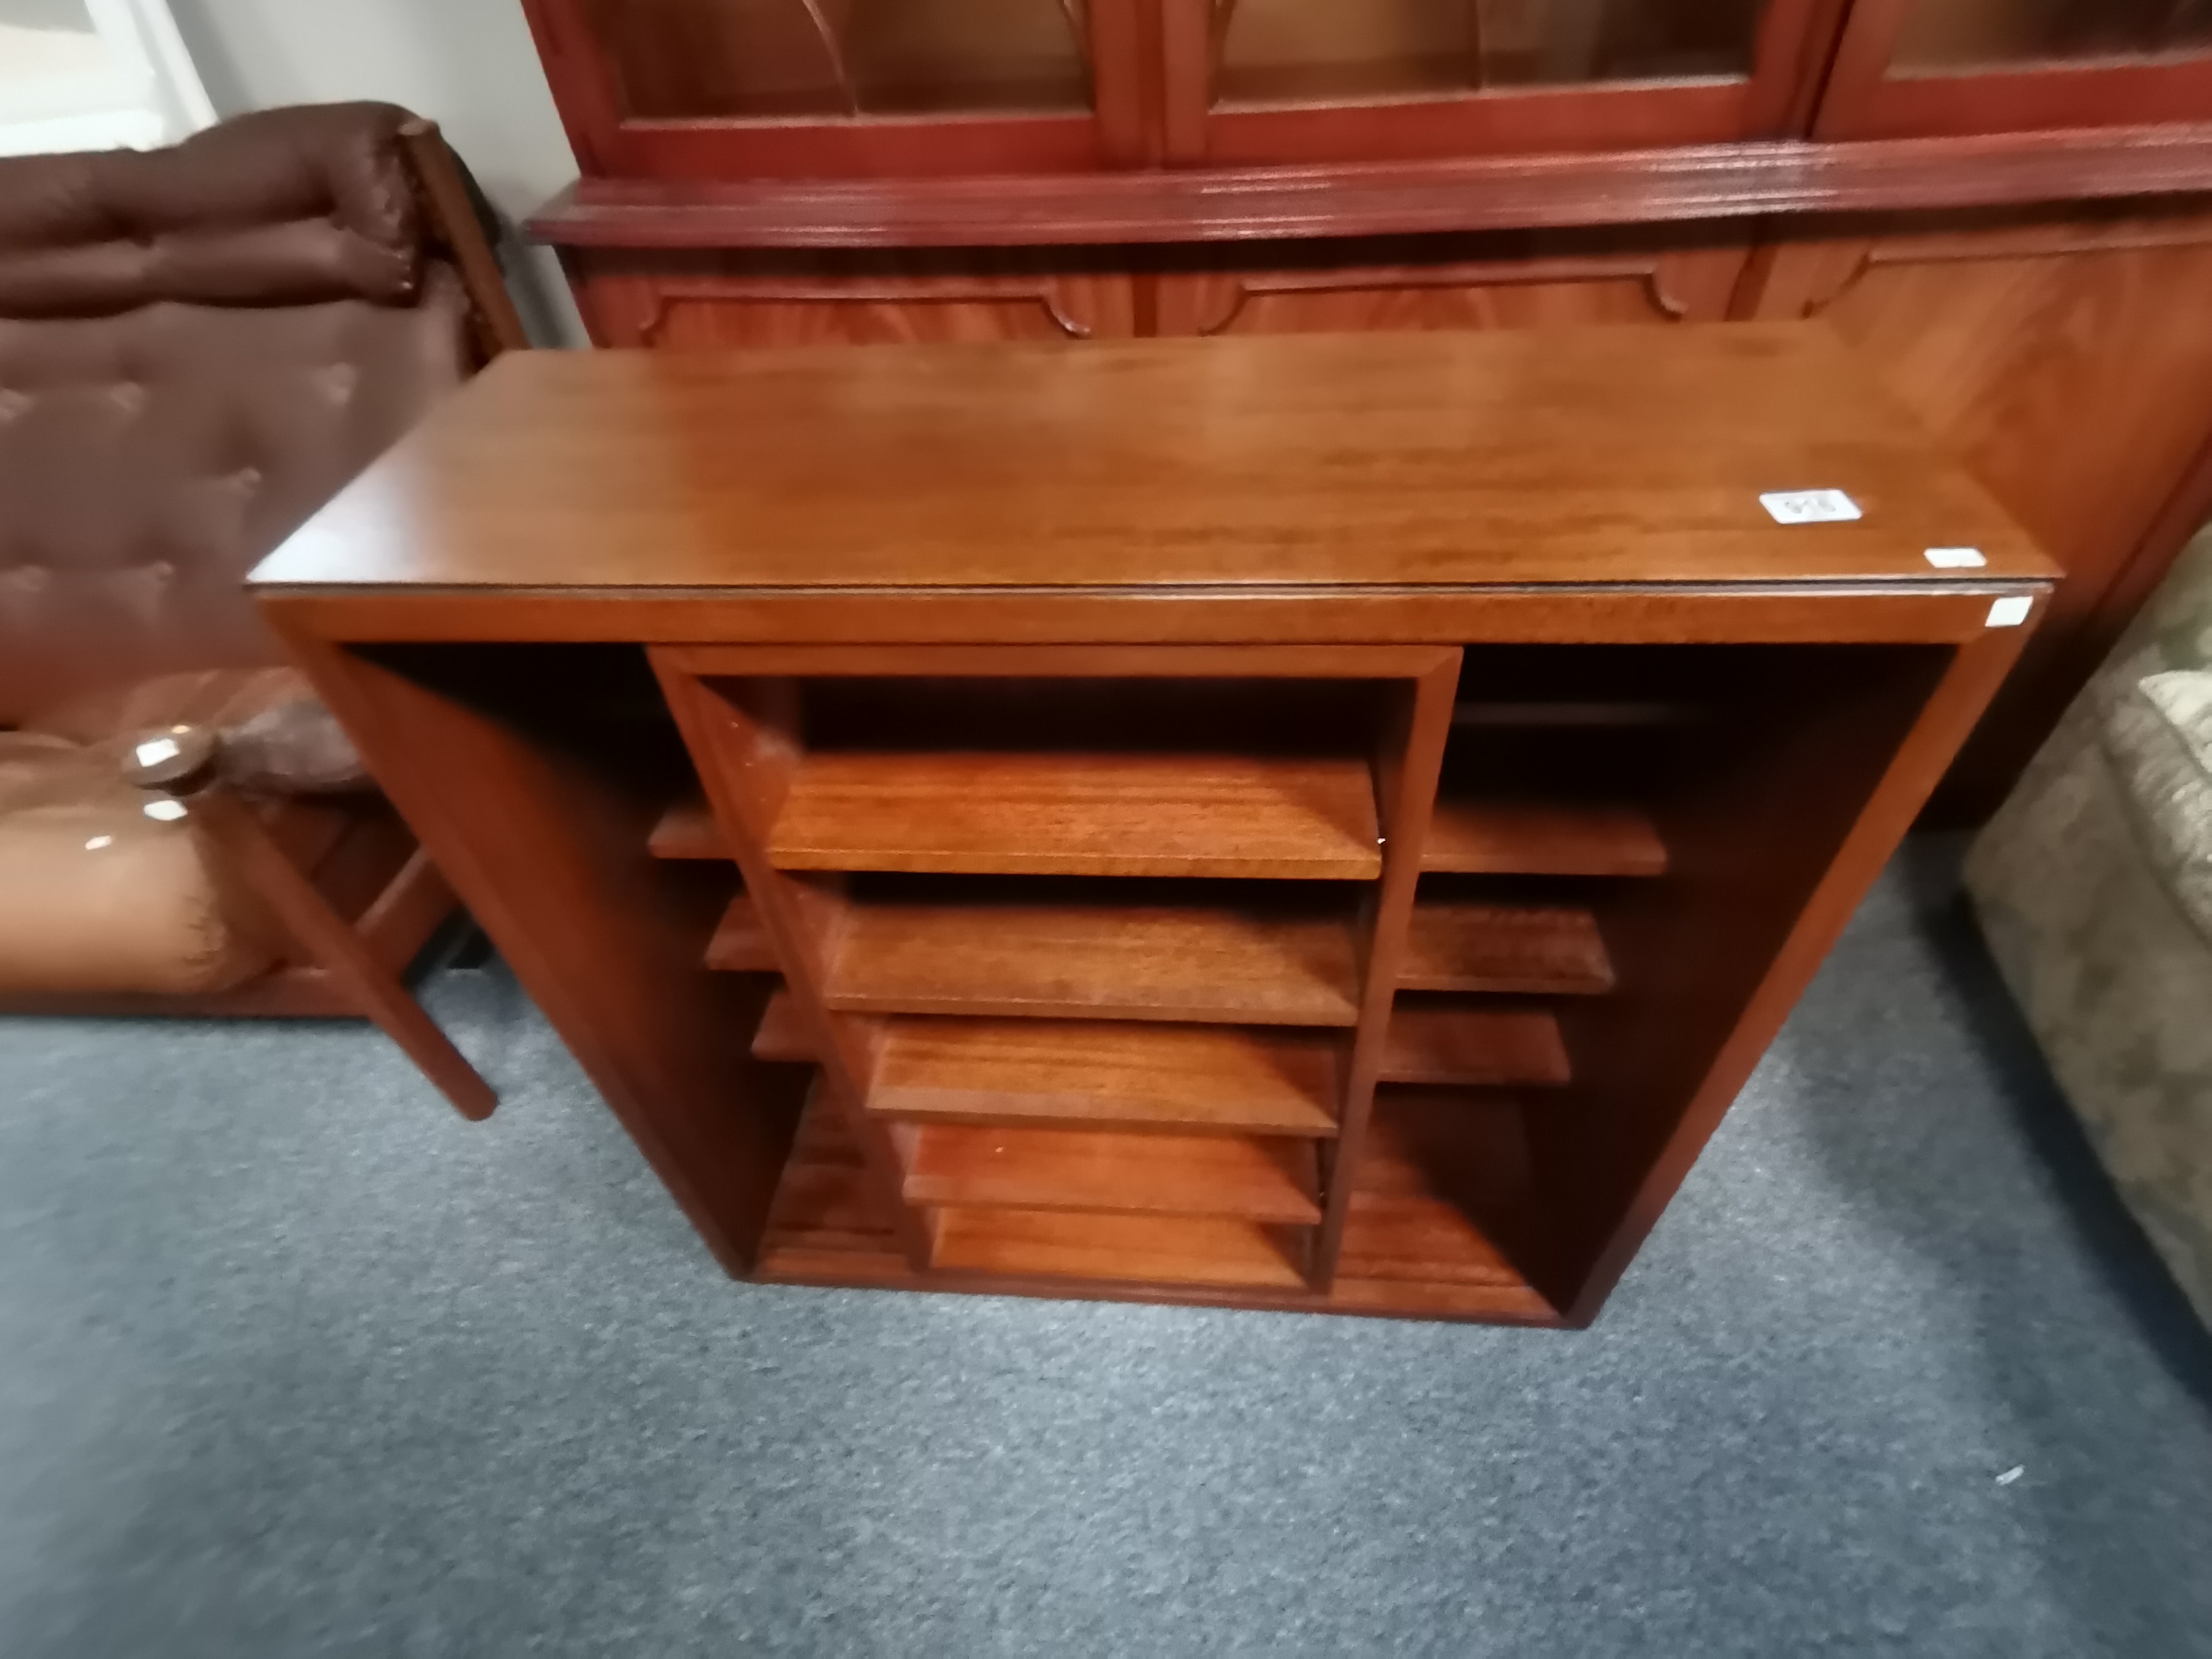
[3,845,2210,1658]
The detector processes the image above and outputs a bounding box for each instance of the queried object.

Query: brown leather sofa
[0,104,527,1117]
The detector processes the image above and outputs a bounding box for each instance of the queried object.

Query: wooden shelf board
[1424,797,1667,878]
[905,1124,1322,1222]
[1382,1002,1571,1086]
[767,750,1381,879]
[932,1206,1311,1290]
[751,985,813,1063]
[868,1017,1340,1134]
[703,893,777,972]
[1399,899,1612,994]
[650,794,726,861]
[822,889,1364,1025]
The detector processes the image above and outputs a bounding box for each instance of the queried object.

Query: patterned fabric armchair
[1967,529,2212,1326]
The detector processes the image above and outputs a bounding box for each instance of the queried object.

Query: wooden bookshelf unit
[250,323,2054,1327]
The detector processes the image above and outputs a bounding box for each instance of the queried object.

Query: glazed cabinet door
[1159,0,1851,164]
[1817,0,2212,136]
[565,249,1143,348]
[1742,203,2212,819]
[1148,228,1755,337]
[520,0,1153,176]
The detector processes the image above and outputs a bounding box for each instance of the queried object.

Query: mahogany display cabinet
[522,0,2212,826]
[250,325,2053,1326]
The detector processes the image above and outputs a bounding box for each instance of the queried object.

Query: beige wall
[164,0,586,342]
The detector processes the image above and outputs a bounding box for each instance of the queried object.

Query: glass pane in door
[580,0,1092,119]
[1216,0,1767,106]
[1891,0,2212,70]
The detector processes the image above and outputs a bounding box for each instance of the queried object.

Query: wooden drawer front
[1149,233,1752,335]
[567,250,1141,348]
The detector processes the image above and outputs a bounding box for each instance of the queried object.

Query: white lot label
[1760,490,1862,525]
[1988,596,2034,628]
[1925,548,1987,569]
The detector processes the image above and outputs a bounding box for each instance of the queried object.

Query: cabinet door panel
[1816,0,2212,137]
[1744,206,2212,819]
[1151,232,1752,336]
[1172,0,1848,163]
[1891,0,2212,70]
[574,0,1094,119]
[566,251,1141,348]
[522,0,1149,175]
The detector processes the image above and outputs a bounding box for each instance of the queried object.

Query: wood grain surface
[930,1207,1312,1288]
[1398,899,1615,995]
[766,750,1382,878]
[251,327,2052,595]
[1380,1001,1574,1087]
[259,319,2056,1326]
[527,126,2212,249]
[865,1017,1344,1134]
[817,882,1366,1025]
[901,1124,1323,1221]
[703,893,776,971]
[1423,798,1670,876]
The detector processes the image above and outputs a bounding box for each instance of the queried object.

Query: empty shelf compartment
[1332,1089,1551,1294]
[767,750,1381,878]
[866,1018,1341,1134]
[903,1124,1322,1222]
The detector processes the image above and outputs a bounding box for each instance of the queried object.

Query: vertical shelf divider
[1313,648,1463,1287]
[651,652,935,1269]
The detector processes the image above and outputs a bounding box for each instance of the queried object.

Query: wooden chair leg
[190,788,498,1120]
[396,119,531,364]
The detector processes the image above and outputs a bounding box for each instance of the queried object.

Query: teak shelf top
[252,325,2052,595]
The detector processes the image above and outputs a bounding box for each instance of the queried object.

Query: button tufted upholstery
[0,272,467,718]
[0,104,486,1002]
[0,103,422,319]
[0,103,469,725]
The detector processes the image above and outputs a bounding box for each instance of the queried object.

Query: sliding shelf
[1423,797,1666,878]
[866,1017,1341,1135]
[817,880,1364,1025]
[1399,898,1612,995]
[649,795,725,861]
[1381,1000,1572,1087]
[766,751,1382,879]
[903,1124,1323,1223]
[703,893,775,972]
[931,1208,1311,1290]
[752,987,811,1063]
